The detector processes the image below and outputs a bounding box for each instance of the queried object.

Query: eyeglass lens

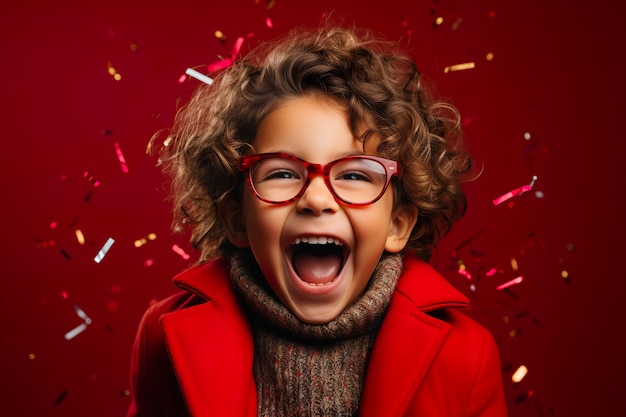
[249,156,388,204]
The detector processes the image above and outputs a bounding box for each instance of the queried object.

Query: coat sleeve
[126,293,194,417]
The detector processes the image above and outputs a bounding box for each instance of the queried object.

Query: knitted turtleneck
[228,249,403,417]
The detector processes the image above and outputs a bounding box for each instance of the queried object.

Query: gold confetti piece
[74,229,85,245]
[29,353,36,360]
[435,16,444,26]
[510,258,518,271]
[486,52,494,61]
[130,43,138,52]
[444,62,476,73]
[215,30,227,41]
[451,17,463,30]
[134,233,157,247]
[512,365,528,383]
[561,270,569,279]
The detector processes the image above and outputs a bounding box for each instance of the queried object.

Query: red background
[1,1,624,416]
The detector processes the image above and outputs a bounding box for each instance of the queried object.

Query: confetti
[512,365,529,383]
[75,229,85,245]
[83,171,101,187]
[172,244,191,260]
[266,17,274,28]
[185,68,214,85]
[94,237,115,263]
[451,17,463,30]
[64,322,88,340]
[492,176,538,205]
[53,390,68,406]
[60,248,71,260]
[114,142,129,173]
[457,263,472,280]
[214,30,227,42]
[444,62,475,73]
[496,276,524,290]
[134,232,157,247]
[106,61,122,81]
[73,304,92,324]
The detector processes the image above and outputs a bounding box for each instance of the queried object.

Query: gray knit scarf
[228,249,403,417]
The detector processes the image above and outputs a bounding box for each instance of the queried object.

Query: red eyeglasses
[238,152,400,206]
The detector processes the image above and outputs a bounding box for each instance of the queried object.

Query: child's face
[227,95,417,324]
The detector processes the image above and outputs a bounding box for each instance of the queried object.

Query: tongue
[293,252,342,284]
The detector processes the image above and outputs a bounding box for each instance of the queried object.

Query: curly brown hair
[151,22,475,263]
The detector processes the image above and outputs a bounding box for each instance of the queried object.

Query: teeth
[294,236,342,245]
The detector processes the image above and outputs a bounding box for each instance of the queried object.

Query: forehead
[252,95,377,159]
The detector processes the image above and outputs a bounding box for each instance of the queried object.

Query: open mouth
[289,236,348,286]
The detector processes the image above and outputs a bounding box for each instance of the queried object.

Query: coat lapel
[160,259,257,417]
[359,256,468,417]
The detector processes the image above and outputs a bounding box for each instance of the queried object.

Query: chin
[293,305,343,324]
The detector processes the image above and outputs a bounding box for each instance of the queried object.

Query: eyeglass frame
[237,152,401,206]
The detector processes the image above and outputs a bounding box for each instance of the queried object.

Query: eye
[335,170,373,182]
[262,169,300,181]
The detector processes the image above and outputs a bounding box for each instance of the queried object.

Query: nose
[295,175,340,215]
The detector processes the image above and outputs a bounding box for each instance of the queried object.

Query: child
[127,20,508,417]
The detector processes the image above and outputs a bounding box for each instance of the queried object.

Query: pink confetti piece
[114,142,129,173]
[207,58,232,73]
[83,171,101,187]
[50,221,58,229]
[492,176,538,205]
[485,268,497,277]
[172,244,191,260]
[94,237,115,263]
[496,275,524,290]
[266,17,273,28]
[457,266,471,280]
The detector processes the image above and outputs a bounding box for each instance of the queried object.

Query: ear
[385,203,418,253]
[221,199,250,248]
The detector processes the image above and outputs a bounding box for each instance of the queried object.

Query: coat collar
[164,254,468,417]
[359,254,468,416]
[161,259,257,417]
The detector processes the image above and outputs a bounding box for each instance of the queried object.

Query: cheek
[241,193,287,253]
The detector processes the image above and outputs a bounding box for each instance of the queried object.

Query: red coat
[127,255,508,417]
